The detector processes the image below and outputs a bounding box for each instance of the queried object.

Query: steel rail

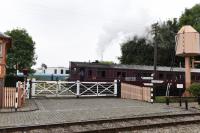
[81,119,200,133]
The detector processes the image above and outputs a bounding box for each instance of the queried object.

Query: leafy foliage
[189,83,200,96]
[5,28,36,75]
[179,4,200,32]
[119,36,154,65]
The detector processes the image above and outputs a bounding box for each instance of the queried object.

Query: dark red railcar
[69,61,200,83]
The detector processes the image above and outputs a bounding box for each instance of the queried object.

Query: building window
[61,69,63,74]
[54,69,57,74]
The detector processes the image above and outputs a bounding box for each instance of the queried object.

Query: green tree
[179,4,200,32]
[119,36,154,65]
[5,28,36,75]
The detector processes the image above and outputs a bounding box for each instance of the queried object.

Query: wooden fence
[121,83,151,102]
[1,82,25,108]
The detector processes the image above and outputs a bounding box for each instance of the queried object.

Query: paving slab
[0,99,39,113]
[0,98,197,128]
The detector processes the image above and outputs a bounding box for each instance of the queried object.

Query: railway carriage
[69,62,200,82]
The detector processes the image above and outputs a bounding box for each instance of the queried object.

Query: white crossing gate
[31,80,118,97]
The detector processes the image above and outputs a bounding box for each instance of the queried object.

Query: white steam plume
[96,9,152,61]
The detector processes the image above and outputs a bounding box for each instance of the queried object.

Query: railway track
[1,113,200,133]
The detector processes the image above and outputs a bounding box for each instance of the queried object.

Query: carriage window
[117,72,121,77]
[97,70,105,78]
[65,70,69,74]
[54,69,57,74]
[122,72,126,77]
[61,69,63,74]
[88,70,92,76]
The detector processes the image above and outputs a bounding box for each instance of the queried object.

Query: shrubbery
[189,83,200,96]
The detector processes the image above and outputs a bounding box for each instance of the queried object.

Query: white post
[150,88,154,103]
[114,80,117,96]
[32,78,36,96]
[58,80,61,91]
[97,83,99,96]
[26,79,30,99]
[76,80,80,97]
[56,80,59,96]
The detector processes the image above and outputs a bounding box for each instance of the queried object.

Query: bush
[189,83,200,96]
[155,96,166,103]
[155,96,179,103]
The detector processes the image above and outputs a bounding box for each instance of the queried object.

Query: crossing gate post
[58,80,61,91]
[31,78,36,96]
[97,83,99,96]
[29,79,32,99]
[26,79,30,99]
[15,82,19,112]
[117,80,121,98]
[150,88,154,103]
[56,80,59,96]
[76,80,80,98]
[114,80,117,96]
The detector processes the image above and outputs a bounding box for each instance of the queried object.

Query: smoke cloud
[96,9,152,61]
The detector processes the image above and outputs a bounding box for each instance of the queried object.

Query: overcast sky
[1,0,200,68]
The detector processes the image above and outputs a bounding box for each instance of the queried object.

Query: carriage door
[80,68,85,81]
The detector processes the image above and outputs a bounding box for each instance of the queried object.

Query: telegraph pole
[152,23,158,80]
[152,23,158,101]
